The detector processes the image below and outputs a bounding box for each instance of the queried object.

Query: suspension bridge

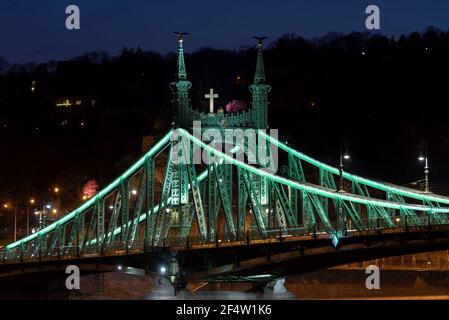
[2,35,449,291]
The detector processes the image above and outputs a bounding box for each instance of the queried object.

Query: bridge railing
[1,213,447,264]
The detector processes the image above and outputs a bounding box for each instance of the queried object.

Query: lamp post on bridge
[339,142,351,192]
[418,143,430,193]
[338,142,351,233]
[27,198,36,236]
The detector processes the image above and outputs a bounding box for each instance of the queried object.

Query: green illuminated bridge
[2,36,449,286]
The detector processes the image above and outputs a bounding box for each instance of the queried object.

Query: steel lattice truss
[2,128,449,262]
[3,35,449,263]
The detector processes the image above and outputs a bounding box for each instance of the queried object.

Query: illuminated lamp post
[339,142,351,192]
[418,147,430,193]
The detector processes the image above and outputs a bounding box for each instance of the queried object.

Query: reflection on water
[143,290,296,300]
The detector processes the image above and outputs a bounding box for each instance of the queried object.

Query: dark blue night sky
[1,0,449,63]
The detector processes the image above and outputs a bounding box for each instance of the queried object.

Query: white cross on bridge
[205,88,219,114]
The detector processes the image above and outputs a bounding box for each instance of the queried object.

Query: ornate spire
[250,36,271,129]
[253,36,268,84]
[170,32,192,128]
[174,32,189,80]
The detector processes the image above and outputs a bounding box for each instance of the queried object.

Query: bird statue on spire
[174,32,190,42]
[253,36,267,47]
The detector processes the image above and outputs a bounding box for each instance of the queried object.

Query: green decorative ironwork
[213,162,237,239]
[172,36,270,130]
[170,33,192,128]
[145,157,155,244]
[249,37,271,129]
[4,37,449,265]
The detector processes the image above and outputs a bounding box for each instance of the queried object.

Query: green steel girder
[82,205,97,251]
[252,174,270,226]
[162,208,178,239]
[171,164,180,206]
[59,223,66,255]
[67,220,77,249]
[225,164,233,208]
[78,212,85,248]
[128,170,147,245]
[268,186,277,229]
[288,154,306,182]
[242,170,267,235]
[320,168,337,190]
[367,204,395,228]
[340,200,364,230]
[237,168,248,238]
[288,154,304,219]
[182,128,449,214]
[20,242,26,259]
[387,191,420,225]
[351,181,362,222]
[145,157,155,243]
[260,176,269,207]
[271,181,297,226]
[41,233,48,253]
[302,191,316,228]
[182,140,207,241]
[244,131,257,164]
[154,156,174,244]
[319,169,336,224]
[6,128,449,260]
[178,206,191,237]
[423,199,449,224]
[274,199,288,231]
[181,206,196,238]
[105,193,122,245]
[180,164,189,205]
[120,180,130,242]
[260,131,449,207]
[306,191,332,231]
[96,198,105,245]
[185,163,208,240]
[49,223,61,254]
[208,164,219,241]
[31,236,40,257]
[213,162,237,239]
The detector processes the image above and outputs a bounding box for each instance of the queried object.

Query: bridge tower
[170,32,192,128]
[250,37,272,129]
[170,35,271,130]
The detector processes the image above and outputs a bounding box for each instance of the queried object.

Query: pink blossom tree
[83,180,99,198]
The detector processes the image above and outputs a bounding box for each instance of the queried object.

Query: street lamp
[339,142,350,192]
[160,266,167,275]
[27,198,36,236]
[2,204,17,242]
[418,148,430,193]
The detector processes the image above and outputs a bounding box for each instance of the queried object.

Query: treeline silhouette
[1,27,449,211]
